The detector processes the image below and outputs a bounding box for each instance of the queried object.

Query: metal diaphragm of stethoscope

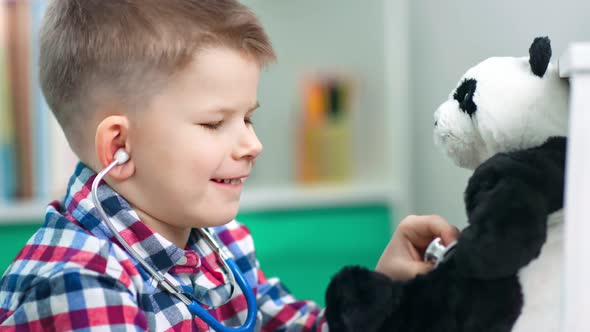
[90,148,257,332]
[424,237,457,267]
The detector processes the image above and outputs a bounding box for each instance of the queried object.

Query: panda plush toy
[324,36,569,332]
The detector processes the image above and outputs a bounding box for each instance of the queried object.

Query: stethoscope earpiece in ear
[114,148,130,165]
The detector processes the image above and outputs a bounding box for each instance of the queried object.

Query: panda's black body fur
[325,137,566,332]
[324,37,568,332]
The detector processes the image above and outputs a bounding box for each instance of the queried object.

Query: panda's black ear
[529,36,552,77]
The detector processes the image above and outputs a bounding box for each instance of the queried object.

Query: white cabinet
[559,42,590,332]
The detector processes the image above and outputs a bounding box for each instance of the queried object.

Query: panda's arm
[325,266,404,332]
[451,137,566,279]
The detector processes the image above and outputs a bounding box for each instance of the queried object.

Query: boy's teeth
[216,178,242,184]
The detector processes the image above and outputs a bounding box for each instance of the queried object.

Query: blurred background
[0,0,588,305]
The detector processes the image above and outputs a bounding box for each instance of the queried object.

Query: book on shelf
[296,72,357,184]
[0,2,16,202]
[31,0,49,199]
[6,0,34,200]
[1,0,77,205]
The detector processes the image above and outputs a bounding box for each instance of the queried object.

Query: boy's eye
[201,121,223,130]
[245,116,254,125]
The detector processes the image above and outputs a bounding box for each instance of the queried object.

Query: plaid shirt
[0,163,328,331]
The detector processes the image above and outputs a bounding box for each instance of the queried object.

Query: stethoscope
[90,148,258,332]
[424,237,457,267]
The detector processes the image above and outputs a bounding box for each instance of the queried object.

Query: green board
[237,204,392,306]
[0,223,40,271]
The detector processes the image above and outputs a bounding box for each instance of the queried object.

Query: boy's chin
[199,206,240,228]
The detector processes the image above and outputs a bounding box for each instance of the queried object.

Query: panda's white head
[433,37,569,170]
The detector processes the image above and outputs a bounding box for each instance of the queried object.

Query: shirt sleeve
[256,268,329,332]
[0,269,148,331]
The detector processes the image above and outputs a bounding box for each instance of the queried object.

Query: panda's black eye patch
[453,78,477,117]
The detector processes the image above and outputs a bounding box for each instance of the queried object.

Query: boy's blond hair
[40,0,275,157]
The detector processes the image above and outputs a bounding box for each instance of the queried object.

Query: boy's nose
[232,127,263,161]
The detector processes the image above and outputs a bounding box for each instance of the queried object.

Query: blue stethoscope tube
[91,155,258,331]
[187,259,257,331]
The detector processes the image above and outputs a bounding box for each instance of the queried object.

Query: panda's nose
[433,108,441,127]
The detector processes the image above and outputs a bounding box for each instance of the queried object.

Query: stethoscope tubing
[187,258,257,331]
[90,159,258,331]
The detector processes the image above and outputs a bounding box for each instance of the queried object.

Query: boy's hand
[375,215,460,281]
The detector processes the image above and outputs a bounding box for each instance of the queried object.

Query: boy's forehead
[161,49,261,110]
[172,48,260,87]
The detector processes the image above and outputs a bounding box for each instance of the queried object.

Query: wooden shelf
[240,183,398,212]
[0,200,47,224]
[0,183,399,225]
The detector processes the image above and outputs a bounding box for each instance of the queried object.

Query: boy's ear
[95,115,135,181]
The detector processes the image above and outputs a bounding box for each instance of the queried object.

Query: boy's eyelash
[202,121,223,130]
[200,116,254,130]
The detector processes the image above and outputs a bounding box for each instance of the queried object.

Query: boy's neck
[133,206,191,249]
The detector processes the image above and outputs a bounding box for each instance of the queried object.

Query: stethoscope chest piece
[424,237,457,267]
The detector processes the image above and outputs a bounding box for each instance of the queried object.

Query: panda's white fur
[513,210,563,331]
[434,60,569,170]
[434,42,569,331]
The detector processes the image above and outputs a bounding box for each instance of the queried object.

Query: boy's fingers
[418,215,459,246]
[440,224,460,246]
[423,215,458,240]
[401,215,458,248]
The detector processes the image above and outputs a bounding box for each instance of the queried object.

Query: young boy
[0,1,458,331]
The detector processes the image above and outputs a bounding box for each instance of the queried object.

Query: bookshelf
[240,0,411,218]
[0,0,411,226]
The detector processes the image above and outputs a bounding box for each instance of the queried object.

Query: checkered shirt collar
[63,162,190,274]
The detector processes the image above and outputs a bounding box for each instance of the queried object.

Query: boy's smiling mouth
[211,177,247,185]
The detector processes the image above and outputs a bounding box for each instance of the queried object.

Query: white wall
[409,0,590,227]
